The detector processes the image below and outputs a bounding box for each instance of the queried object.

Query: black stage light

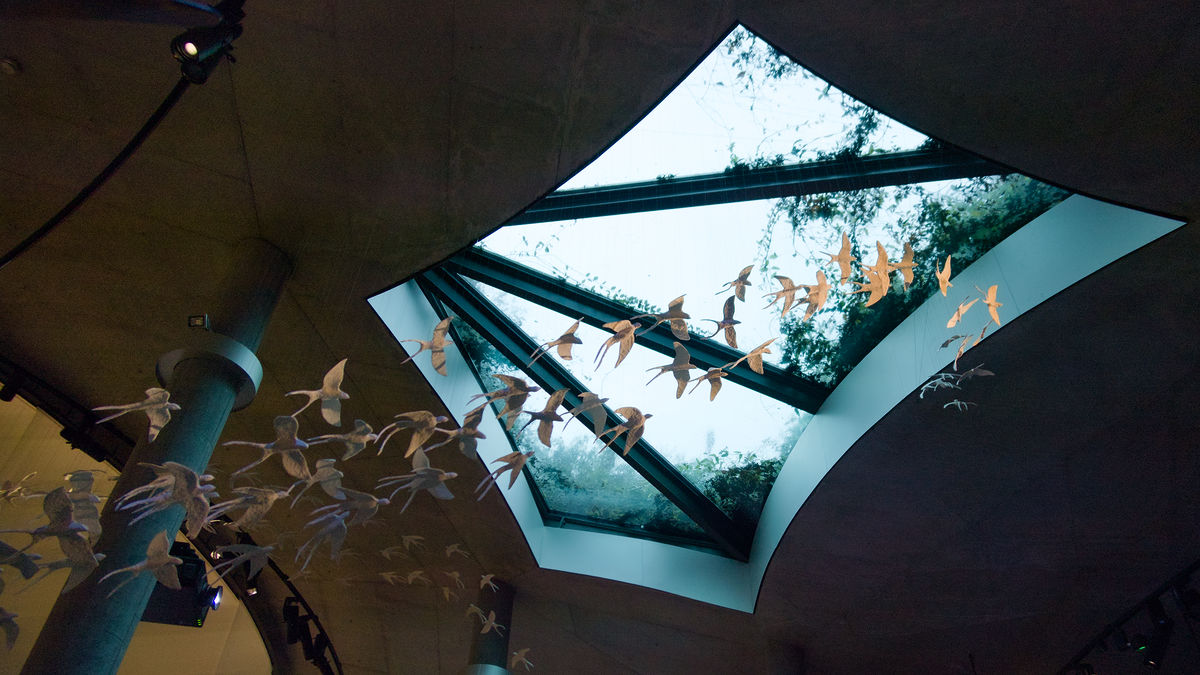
[141,542,222,627]
[170,23,242,83]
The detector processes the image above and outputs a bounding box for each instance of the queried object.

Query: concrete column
[22,239,289,675]
[464,578,515,674]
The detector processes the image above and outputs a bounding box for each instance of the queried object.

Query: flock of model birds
[0,233,1002,668]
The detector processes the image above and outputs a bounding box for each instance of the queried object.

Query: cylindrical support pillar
[465,578,515,673]
[22,239,289,675]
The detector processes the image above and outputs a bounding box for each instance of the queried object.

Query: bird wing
[536,419,554,448]
[613,330,636,368]
[431,347,448,376]
[322,358,348,392]
[431,317,453,345]
[57,532,96,568]
[1,615,16,650]
[42,488,73,529]
[145,404,173,442]
[428,483,455,500]
[411,448,431,471]
[147,531,173,562]
[280,450,311,480]
[320,397,343,426]
[707,376,723,401]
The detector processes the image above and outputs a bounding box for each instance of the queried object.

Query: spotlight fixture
[188,313,211,330]
[142,541,223,627]
[170,0,245,84]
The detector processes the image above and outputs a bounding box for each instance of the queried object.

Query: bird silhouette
[823,233,857,285]
[598,407,652,456]
[64,470,102,543]
[286,358,350,426]
[952,333,973,371]
[445,543,470,559]
[515,389,567,447]
[763,276,802,318]
[958,363,995,382]
[399,317,454,376]
[946,297,979,329]
[377,411,451,458]
[688,367,729,401]
[311,487,389,528]
[700,296,740,348]
[935,255,953,296]
[471,375,540,430]
[378,570,405,585]
[443,570,466,589]
[223,415,311,481]
[564,392,609,438]
[480,574,499,591]
[0,609,17,650]
[466,603,486,621]
[919,378,961,399]
[475,450,535,500]
[943,399,977,412]
[376,448,458,512]
[977,284,1003,326]
[424,403,488,457]
[92,387,181,442]
[98,530,181,597]
[717,265,754,301]
[528,319,584,365]
[210,543,274,582]
[645,342,699,398]
[632,296,691,340]
[22,552,105,594]
[405,570,431,585]
[286,459,345,508]
[595,319,642,369]
[400,535,425,551]
[307,420,378,461]
[725,338,777,375]
[0,472,42,507]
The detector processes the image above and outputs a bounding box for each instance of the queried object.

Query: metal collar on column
[155,331,263,411]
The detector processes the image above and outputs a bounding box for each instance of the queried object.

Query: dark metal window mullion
[445,247,830,412]
[417,269,752,561]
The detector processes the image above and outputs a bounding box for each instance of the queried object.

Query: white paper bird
[528,319,584,365]
[762,276,802,318]
[564,392,609,438]
[978,284,1003,326]
[892,241,916,288]
[92,388,180,442]
[946,297,979,329]
[0,488,95,570]
[724,338,777,375]
[795,270,831,322]
[98,531,181,597]
[64,470,103,543]
[0,609,17,650]
[310,487,389,527]
[23,552,105,594]
[223,415,311,480]
[479,610,505,635]
[632,295,691,340]
[424,403,488,458]
[823,233,857,285]
[475,450,535,500]
[114,462,216,538]
[210,543,274,582]
[598,407,652,457]
[307,419,378,461]
[471,375,539,430]
[509,648,534,672]
[700,296,740,348]
[208,485,294,531]
[480,574,499,591]
[935,254,953,296]
[295,511,348,572]
[594,320,642,370]
[445,543,470,559]
[515,389,567,447]
[288,459,344,507]
[0,472,42,506]
[717,265,754,301]
[376,448,458,512]
[377,411,451,458]
[645,342,699,399]
[286,358,350,426]
[851,270,889,307]
[399,317,454,376]
[688,367,729,401]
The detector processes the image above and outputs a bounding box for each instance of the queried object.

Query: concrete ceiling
[1,1,1198,672]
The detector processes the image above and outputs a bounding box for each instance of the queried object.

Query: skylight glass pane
[562,26,928,189]
[468,281,809,530]
[449,312,711,542]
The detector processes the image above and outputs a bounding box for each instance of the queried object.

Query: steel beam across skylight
[443,247,829,413]
[507,146,1005,225]
[416,269,753,561]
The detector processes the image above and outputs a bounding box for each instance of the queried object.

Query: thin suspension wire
[0,76,192,273]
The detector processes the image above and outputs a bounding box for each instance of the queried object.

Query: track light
[170,23,242,83]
